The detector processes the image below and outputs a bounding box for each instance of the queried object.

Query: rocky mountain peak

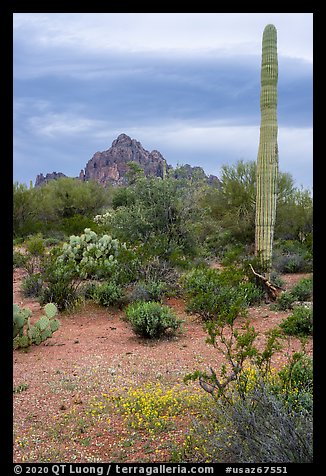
[79,133,167,186]
[35,134,220,188]
[112,133,133,147]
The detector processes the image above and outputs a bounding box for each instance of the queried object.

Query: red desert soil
[13,268,312,463]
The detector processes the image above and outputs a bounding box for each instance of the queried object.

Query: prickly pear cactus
[255,24,279,275]
[58,228,124,278]
[13,303,59,349]
[13,304,31,338]
[44,302,57,318]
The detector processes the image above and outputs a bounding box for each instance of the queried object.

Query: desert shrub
[177,379,313,463]
[79,281,99,300]
[202,230,237,261]
[183,266,263,321]
[13,250,28,269]
[271,275,312,310]
[111,187,136,209]
[21,273,44,298]
[129,280,168,303]
[219,244,246,266]
[138,257,181,293]
[277,352,313,413]
[92,282,125,308]
[39,257,81,312]
[272,291,295,311]
[269,271,286,289]
[274,253,309,273]
[272,240,312,273]
[39,281,80,312]
[61,215,100,236]
[110,246,140,285]
[95,177,199,264]
[291,277,313,301]
[279,306,313,337]
[125,301,182,338]
[286,353,313,391]
[17,233,46,275]
[24,233,45,256]
[177,291,312,463]
[238,282,264,306]
[42,236,63,247]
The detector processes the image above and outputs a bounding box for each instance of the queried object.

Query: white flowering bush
[93,211,113,226]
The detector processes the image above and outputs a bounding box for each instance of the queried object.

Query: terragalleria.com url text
[14,465,214,476]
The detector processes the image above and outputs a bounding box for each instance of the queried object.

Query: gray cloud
[13,13,313,190]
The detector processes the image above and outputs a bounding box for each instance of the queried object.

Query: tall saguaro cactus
[255,24,279,275]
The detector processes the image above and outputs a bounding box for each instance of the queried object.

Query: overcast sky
[13,13,313,190]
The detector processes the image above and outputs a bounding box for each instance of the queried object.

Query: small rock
[73,396,83,404]
[292,301,313,309]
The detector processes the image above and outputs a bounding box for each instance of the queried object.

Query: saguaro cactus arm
[255,24,279,276]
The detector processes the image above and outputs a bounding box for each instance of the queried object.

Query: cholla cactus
[255,24,279,274]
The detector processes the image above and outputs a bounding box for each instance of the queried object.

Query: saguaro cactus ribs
[255,24,279,276]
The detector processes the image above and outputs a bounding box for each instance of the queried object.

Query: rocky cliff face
[35,133,220,188]
[35,172,67,187]
[79,133,167,186]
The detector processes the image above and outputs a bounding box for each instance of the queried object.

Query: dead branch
[249,264,284,301]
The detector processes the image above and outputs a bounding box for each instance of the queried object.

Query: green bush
[61,215,100,236]
[21,273,44,298]
[220,244,246,266]
[183,266,263,321]
[92,282,125,308]
[272,241,312,273]
[269,272,286,289]
[94,177,198,263]
[272,291,295,311]
[275,254,310,273]
[15,233,46,276]
[39,281,80,312]
[277,353,313,412]
[110,246,140,285]
[24,233,45,257]
[13,250,28,269]
[291,277,313,302]
[79,281,99,300]
[139,257,181,288]
[279,306,313,337]
[129,280,168,303]
[176,379,312,463]
[43,236,64,247]
[39,257,81,312]
[125,301,182,338]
